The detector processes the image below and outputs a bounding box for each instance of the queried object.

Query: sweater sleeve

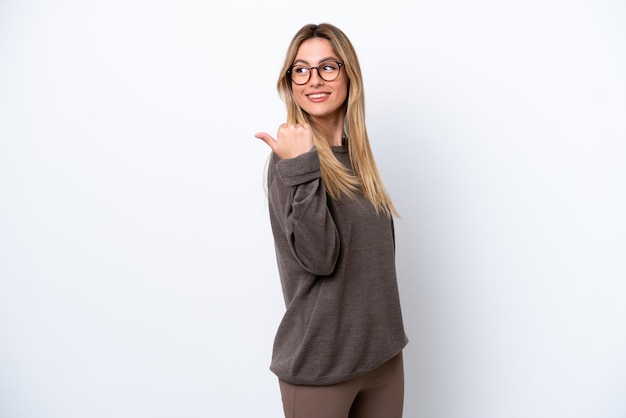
[268,149,340,276]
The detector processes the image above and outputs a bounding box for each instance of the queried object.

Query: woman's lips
[307,93,329,102]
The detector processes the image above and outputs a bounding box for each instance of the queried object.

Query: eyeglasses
[287,61,344,85]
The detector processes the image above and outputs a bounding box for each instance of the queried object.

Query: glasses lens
[290,65,310,85]
[319,62,340,81]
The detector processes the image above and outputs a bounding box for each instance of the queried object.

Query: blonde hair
[276,23,398,217]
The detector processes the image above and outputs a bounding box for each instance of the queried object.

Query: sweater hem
[270,339,408,386]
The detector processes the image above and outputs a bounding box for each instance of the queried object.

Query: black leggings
[278,352,404,418]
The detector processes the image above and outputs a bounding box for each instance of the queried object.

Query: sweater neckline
[332,137,348,153]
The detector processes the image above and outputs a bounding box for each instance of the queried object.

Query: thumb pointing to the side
[254,132,276,152]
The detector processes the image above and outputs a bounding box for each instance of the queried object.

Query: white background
[1,1,625,417]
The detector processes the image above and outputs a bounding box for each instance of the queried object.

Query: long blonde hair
[276,23,398,217]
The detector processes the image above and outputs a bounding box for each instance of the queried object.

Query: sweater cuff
[276,148,321,186]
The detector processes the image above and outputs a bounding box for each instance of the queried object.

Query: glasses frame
[287,61,345,85]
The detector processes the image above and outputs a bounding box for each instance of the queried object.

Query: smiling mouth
[308,93,329,99]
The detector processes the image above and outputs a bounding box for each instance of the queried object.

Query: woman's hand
[254,123,314,159]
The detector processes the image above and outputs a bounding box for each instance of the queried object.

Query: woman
[254,23,409,418]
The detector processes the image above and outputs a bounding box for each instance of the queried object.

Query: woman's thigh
[349,352,404,418]
[279,377,361,418]
[278,352,405,418]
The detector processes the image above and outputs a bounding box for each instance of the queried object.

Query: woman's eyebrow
[292,56,339,65]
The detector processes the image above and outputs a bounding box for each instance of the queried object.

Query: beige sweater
[267,143,408,386]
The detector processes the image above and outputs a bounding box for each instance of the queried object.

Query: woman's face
[290,38,348,124]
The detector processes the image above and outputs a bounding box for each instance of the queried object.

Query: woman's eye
[293,67,308,75]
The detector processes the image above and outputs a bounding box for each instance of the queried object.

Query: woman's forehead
[295,38,337,63]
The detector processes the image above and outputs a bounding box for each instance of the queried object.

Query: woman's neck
[312,112,345,146]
